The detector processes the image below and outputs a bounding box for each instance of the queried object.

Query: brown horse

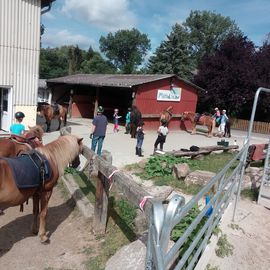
[181,111,214,137]
[160,106,173,124]
[0,125,44,157]
[38,104,67,132]
[0,135,83,243]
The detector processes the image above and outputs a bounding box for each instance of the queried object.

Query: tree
[147,23,195,80]
[40,47,69,78]
[184,10,242,65]
[99,28,151,73]
[80,52,116,74]
[254,43,270,120]
[68,45,83,75]
[193,35,257,118]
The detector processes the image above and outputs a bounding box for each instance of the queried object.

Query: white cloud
[42,29,96,49]
[61,0,137,31]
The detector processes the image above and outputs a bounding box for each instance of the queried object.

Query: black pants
[130,123,137,138]
[154,135,166,150]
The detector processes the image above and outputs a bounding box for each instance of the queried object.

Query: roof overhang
[41,0,55,9]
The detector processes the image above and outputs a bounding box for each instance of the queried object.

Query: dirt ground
[208,198,270,270]
[0,186,96,270]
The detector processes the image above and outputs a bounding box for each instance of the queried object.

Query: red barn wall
[135,78,197,130]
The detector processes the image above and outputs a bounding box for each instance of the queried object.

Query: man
[90,106,108,156]
[218,109,229,137]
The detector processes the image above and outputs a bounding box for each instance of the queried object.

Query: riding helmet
[161,118,167,124]
[97,106,104,113]
[15,111,25,119]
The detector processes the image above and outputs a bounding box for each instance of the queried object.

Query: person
[10,111,26,135]
[224,112,231,138]
[154,119,169,153]
[212,107,221,136]
[90,106,108,156]
[113,108,121,133]
[130,105,142,138]
[218,109,229,137]
[136,121,145,157]
[125,108,131,134]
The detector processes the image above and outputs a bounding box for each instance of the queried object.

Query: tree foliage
[184,10,242,65]
[147,24,195,80]
[40,46,116,78]
[193,35,258,118]
[99,28,151,73]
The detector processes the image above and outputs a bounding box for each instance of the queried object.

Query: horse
[0,135,83,243]
[0,125,44,157]
[160,106,173,124]
[181,111,214,137]
[37,103,67,132]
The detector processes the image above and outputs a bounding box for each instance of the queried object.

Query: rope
[108,169,120,190]
[139,196,153,211]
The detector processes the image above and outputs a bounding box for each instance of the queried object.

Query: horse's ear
[77,138,83,143]
[28,125,32,130]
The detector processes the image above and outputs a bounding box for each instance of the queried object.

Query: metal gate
[145,87,270,270]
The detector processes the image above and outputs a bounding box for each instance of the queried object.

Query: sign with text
[157,87,181,101]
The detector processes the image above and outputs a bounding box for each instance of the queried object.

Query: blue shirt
[92,114,108,136]
[10,123,25,135]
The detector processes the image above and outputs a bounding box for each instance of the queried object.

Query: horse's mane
[27,125,44,140]
[36,135,81,175]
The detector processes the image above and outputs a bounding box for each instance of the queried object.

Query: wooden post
[93,171,109,234]
[93,87,99,116]
[93,150,112,235]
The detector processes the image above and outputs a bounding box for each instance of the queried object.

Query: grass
[241,188,259,201]
[215,233,234,258]
[66,171,137,270]
[134,152,237,195]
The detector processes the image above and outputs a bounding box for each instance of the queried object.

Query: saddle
[194,113,201,123]
[2,150,52,189]
[10,134,41,148]
[53,104,60,115]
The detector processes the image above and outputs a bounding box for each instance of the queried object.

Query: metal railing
[145,87,270,269]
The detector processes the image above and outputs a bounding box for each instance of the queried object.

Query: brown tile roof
[47,74,204,91]
[47,74,175,88]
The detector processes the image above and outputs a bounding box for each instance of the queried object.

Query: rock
[134,209,148,235]
[138,159,148,169]
[241,175,252,190]
[145,185,173,199]
[105,234,147,270]
[172,163,190,179]
[184,170,216,186]
[193,154,205,160]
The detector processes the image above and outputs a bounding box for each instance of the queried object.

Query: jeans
[91,135,105,156]
[136,138,144,149]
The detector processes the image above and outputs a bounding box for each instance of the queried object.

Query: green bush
[144,155,188,178]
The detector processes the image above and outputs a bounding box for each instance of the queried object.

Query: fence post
[93,150,112,235]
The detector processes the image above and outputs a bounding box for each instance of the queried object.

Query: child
[113,108,122,133]
[125,107,131,134]
[136,121,145,157]
[154,119,169,153]
[10,111,26,135]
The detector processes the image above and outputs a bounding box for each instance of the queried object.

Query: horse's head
[27,125,44,141]
[69,137,83,168]
[180,111,188,121]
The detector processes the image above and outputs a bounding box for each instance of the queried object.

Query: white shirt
[159,126,169,136]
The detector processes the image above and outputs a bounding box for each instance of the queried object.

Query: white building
[0,0,54,130]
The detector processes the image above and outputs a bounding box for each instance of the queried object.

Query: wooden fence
[231,118,270,134]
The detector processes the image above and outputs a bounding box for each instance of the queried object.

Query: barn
[47,74,203,130]
[0,0,55,131]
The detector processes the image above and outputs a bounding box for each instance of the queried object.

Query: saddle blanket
[2,151,52,189]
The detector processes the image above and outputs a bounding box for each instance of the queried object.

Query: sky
[41,0,270,53]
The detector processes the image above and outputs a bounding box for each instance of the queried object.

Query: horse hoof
[40,235,50,244]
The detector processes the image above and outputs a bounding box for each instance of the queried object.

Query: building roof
[41,0,55,8]
[47,74,203,91]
